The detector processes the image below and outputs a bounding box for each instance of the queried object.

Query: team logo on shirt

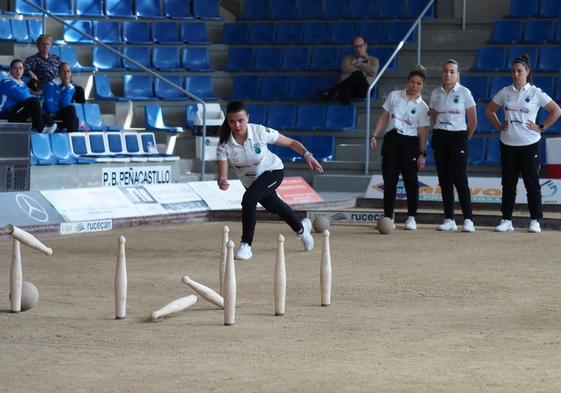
[525,97,530,102]
[453,96,460,103]
[411,108,416,114]
[253,143,261,154]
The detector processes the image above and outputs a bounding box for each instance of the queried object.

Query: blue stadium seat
[45,0,72,15]
[152,47,182,71]
[301,136,335,161]
[270,0,297,19]
[310,47,339,71]
[245,104,268,125]
[523,20,553,44]
[324,105,356,131]
[294,105,326,130]
[71,103,87,129]
[0,19,13,42]
[135,0,164,19]
[105,132,132,162]
[192,0,222,20]
[537,47,561,72]
[12,0,43,15]
[31,134,57,165]
[386,22,416,44]
[489,20,522,44]
[296,0,325,20]
[180,22,210,44]
[268,105,296,130]
[329,22,356,45]
[554,20,561,43]
[225,47,254,71]
[539,0,561,17]
[11,19,31,43]
[349,0,378,19]
[140,132,179,161]
[164,0,194,19]
[554,77,561,102]
[185,76,217,101]
[105,0,134,18]
[316,76,338,93]
[461,76,489,102]
[370,48,398,71]
[60,46,95,72]
[62,20,92,44]
[533,77,554,97]
[539,108,561,134]
[275,23,302,44]
[325,0,350,19]
[406,0,435,18]
[271,136,303,162]
[27,20,42,43]
[94,75,127,101]
[182,47,212,71]
[302,23,329,44]
[472,47,506,72]
[155,76,186,100]
[504,47,538,71]
[222,23,249,44]
[93,47,124,71]
[51,133,94,164]
[87,133,117,161]
[123,47,151,70]
[259,76,288,100]
[145,104,184,133]
[254,47,282,71]
[468,138,485,165]
[94,21,121,44]
[425,139,435,165]
[475,104,500,133]
[152,21,181,44]
[378,0,406,18]
[286,76,317,100]
[75,0,103,17]
[489,76,513,98]
[84,103,121,131]
[123,22,152,44]
[483,138,500,165]
[120,133,149,162]
[124,75,156,101]
[68,132,111,163]
[358,22,386,44]
[508,0,539,17]
[248,23,275,44]
[229,76,259,100]
[281,47,310,71]
[242,0,271,20]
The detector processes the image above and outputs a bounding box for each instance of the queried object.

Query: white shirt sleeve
[382,92,393,113]
[216,143,228,161]
[255,124,280,145]
[464,89,476,108]
[536,88,553,107]
[492,88,506,106]
[428,89,436,109]
[418,103,431,127]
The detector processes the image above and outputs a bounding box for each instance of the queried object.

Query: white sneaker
[404,216,417,230]
[495,219,514,232]
[42,123,57,134]
[528,219,541,233]
[462,219,475,232]
[298,218,314,251]
[234,242,252,260]
[437,218,457,231]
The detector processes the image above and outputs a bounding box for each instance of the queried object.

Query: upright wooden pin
[219,225,229,296]
[182,276,224,309]
[4,224,52,256]
[10,240,22,313]
[274,234,286,316]
[115,235,127,320]
[151,294,198,321]
[223,240,236,326]
[320,229,332,307]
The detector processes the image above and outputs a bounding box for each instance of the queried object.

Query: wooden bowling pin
[151,294,198,321]
[10,240,22,313]
[320,229,332,307]
[274,234,286,316]
[219,225,229,296]
[181,276,224,309]
[4,224,52,256]
[115,235,127,320]
[223,240,236,326]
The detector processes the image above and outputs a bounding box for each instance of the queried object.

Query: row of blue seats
[6,0,220,20]
[462,75,561,102]
[508,0,561,18]
[489,19,561,44]
[0,18,42,43]
[240,0,434,21]
[226,47,397,73]
[60,20,209,45]
[223,21,417,45]
[271,136,335,162]
[473,46,561,72]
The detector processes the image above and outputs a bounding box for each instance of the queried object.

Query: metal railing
[19,0,210,181]
[363,0,435,175]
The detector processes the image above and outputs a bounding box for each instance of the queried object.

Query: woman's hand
[369,136,377,150]
[417,155,425,170]
[306,155,323,173]
[525,120,542,133]
[217,177,230,190]
[28,71,38,81]
[499,121,508,132]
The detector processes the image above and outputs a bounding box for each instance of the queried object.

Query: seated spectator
[43,63,79,132]
[0,59,57,133]
[24,34,85,103]
[321,36,379,104]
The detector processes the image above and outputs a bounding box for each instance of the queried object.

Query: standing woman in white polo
[217,101,324,260]
[486,54,561,233]
[429,59,477,232]
[370,66,430,230]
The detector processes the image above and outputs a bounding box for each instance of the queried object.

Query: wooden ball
[377,217,394,235]
[21,281,39,311]
[312,216,330,233]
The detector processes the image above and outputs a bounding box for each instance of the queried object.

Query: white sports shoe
[495,219,514,232]
[404,216,417,230]
[234,242,252,260]
[298,218,314,251]
[42,123,57,134]
[437,218,457,231]
[462,219,475,233]
[528,219,541,233]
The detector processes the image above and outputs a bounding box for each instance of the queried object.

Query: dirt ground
[1,221,561,393]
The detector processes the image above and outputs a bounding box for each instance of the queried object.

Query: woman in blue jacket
[43,63,79,132]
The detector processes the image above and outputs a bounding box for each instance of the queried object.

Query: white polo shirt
[429,83,476,131]
[382,90,430,137]
[216,123,283,188]
[492,83,552,146]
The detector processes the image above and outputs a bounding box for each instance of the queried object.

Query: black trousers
[432,129,473,220]
[4,97,53,131]
[335,71,369,105]
[52,105,79,132]
[381,130,420,218]
[241,169,302,245]
[72,84,86,104]
[500,141,542,220]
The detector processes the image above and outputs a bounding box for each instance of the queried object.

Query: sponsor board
[0,191,65,227]
[307,210,384,224]
[102,166,172,187]
[60,219,113,235]
[277,177,323,204]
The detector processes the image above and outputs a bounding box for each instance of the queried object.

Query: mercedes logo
[15,194,49,223]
